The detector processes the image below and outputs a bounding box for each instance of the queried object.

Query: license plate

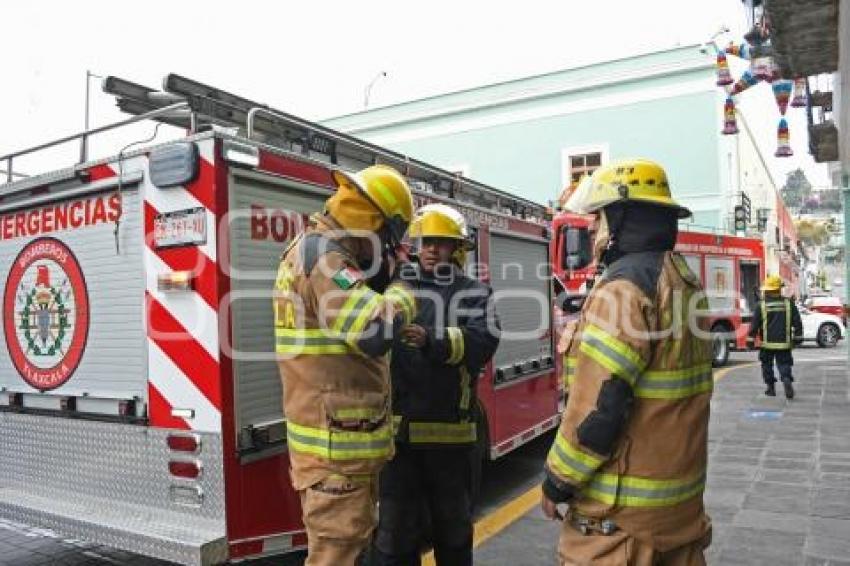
[154,207,207,248]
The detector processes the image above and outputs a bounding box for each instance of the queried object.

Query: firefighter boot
[782,379,795,400]
[765,383,776,397]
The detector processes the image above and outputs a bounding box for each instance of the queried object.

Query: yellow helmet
[408,204,474,266]
[329,164,414,244]
[564,158,691,218]
[761,274,783,291]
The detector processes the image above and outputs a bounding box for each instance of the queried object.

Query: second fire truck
[551,210,767,367]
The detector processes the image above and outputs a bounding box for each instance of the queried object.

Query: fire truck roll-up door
[488,230,553,385]
[0,180,147,414]
[228,169,327,458]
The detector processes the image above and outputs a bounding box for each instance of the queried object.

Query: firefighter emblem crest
[3,238,89,391]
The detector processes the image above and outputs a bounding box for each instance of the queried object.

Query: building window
[568,152,602,184]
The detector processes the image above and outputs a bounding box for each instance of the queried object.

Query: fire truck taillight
[167,434,201,453]
[157,271,194,292]
[169,460,202,480]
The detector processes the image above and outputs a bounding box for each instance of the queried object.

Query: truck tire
[711,324,731,367]
[817,323,840,348]
[470,400,489,507]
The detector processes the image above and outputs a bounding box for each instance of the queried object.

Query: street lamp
[81,70,104,163]
[363,71,387,110]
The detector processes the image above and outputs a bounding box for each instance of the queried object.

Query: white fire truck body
[0,75,558,564]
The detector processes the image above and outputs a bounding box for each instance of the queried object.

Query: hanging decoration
[775,118,793,157]
[790,77,808,108]
[725,42,752,60]
[730,70,760,96]
[714,17,802,158]
[722,97,740,135]
[772,80,793,115]
[716,53,734,86]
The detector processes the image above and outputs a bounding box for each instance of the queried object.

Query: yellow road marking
[420,361,758,564]
[714,361,759,382]
[421,485,542,565]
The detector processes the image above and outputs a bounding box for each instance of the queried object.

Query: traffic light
[734,206,747,232]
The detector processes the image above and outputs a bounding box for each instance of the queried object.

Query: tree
[781,168,812,209]
[795,219,830,246]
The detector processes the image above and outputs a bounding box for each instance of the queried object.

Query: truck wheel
[817,323,840,348]
[711,325,730,367]
[470,401,489,507]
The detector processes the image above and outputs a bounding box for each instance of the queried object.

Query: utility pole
[81,70,104,163]
[843,172,850,363]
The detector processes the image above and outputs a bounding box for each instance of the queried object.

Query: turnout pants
[300,474,379,566]
[759,349,794,385]
[373,443,473,566]
[558,522,711,566]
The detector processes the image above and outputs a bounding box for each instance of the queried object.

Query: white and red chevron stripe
[92,141,222,432]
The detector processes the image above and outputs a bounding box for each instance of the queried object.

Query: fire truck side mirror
[564,227,592,270]
[555,291,585,314]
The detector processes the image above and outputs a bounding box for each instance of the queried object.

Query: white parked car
[798,304,846,348]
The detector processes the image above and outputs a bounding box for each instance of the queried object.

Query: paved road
[2,342,846,565]
[475,342,850,565]
[0,405,554,565]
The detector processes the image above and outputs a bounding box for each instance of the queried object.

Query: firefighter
[748,274,802,399]
[274,164,417,566]
[372,204,500,566]
[543,159,713,565]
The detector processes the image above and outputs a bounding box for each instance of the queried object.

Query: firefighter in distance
[543,159,713,565]
[274,165,416,566]
[372,204,500,566]
[748,274,802,399]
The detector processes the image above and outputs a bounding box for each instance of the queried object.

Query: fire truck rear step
[0,488,226,565]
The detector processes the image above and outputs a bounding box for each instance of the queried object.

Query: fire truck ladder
[101,73,547,221]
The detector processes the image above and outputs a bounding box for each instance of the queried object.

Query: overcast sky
[0,0,829,191]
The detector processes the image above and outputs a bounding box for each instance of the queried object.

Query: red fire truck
[0,74,560,565]
[551,211,766,367]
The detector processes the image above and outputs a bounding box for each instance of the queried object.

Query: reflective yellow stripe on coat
[546,433,605,484]
[762,301,792,349]
[564,361,712,400]
[446,326,465,365]
[579,325,646,387]
[408,421,476,444]
[583,471,706,508]
[286,420,393,460]
[275,328,349,355]
[384,284,416,324]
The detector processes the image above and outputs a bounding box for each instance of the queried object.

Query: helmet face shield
[563,174,608,214]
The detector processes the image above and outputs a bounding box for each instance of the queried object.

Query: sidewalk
[474,350,850,565]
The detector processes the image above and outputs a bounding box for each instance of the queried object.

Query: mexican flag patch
[332,266,363,289]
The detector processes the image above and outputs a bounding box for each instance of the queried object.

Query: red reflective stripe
[148,383,191,430]
[147,293,222,409]
[185,158,217,214]
[143,201,217,310]
[87,164,117,181]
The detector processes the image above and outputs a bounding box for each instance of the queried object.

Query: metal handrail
[245,106,547,215]
[1,101,189,183]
